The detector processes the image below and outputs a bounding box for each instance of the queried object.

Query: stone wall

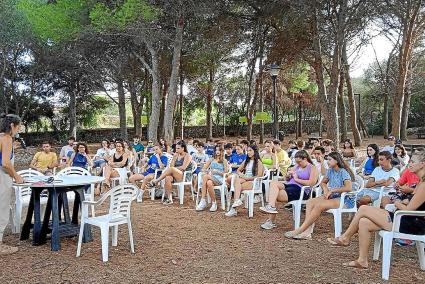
[20,120,322,145]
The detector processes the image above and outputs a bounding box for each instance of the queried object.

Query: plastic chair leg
[112,225,118,247]
[248,193,254,218]
[14,204,22,234]
[293,203,301,229]
[128,219,135,254]
[381,234,393,280]
[220,189,226,210]
[100,224,109,262]
[373,232,382,261]
[416,241,425,270]
[333,212,342,238]
[76,220,85,257]
[179,185,184,205]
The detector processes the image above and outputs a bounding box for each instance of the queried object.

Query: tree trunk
[338,71,347,141]
[163,16,184,143]
[342,45,362,146]
[129,81,143,137]
[400,66,413,141]
[206,66,214,140]
[179,69,184,139]
[158,83,167,138]
[297,99,303,138]
[391,2,420,138]
[69,90,77,138]
[117,79,128,140]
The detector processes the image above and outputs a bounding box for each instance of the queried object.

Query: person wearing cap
[382,135,396,154]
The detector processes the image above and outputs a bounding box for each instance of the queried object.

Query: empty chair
[76,184,138,262]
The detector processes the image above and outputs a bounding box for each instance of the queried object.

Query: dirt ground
[2,135,425,284]
[1,196,424,284]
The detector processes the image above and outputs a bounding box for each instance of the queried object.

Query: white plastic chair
[148,153,174,201]
[196,168,231,211]
[164,161,197,205]
[12,169,46,233]
[373,208,425,280]
[240,169,269,218]
[76,184,137,262]
[325,175,365,237]
[57,166,96,217]
[287,176,322,229]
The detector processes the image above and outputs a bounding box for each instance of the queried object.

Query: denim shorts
[329,192,356,209]
[356,189,381,202]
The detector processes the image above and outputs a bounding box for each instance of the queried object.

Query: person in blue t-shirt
[205,139,215,157]
[132,136,145,160]
[229,145,247,173]
[129,145,168,200]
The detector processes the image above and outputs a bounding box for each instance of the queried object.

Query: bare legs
[200,174,216,202]
[151,167,183,198]
[335,205,393,267]
[266,181,288,222]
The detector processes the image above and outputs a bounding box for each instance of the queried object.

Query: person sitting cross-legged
[129,145,168,200]
[148,141,193,205]
[284,152,355,239]
[225,144,265,217]
[196,146,229,212]
[326,150,425,269]
[258,150,319,229]
[356,151,399,207]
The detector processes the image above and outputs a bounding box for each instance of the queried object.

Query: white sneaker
[209,202,218,212]
[261,219,277,230]
[136,189,144,203]
[196,199,207,211]
[232,199,243,208]
[225,208,237,217]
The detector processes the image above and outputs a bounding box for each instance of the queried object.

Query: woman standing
[0,114,23,255]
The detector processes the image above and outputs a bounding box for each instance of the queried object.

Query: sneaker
[253,195,262,204]
[136,189,144,203]
[260,219,277,230]
[259,204,278,214]
[225,208,238,217]
[209,202,218,212]
[196,199,207,211]
[396,239,415,246]
[163,198,173,205]
[232,199,243,208]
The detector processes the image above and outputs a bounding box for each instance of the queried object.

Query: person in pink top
[381,166,420,207]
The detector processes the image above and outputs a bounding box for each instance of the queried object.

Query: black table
[19,176,103,251]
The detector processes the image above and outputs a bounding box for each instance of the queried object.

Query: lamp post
[267,63,281,140]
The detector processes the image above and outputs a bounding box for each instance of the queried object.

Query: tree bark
[338,70,347,141]
[400,65,414,140]
[69,90,77,138]
[206,65,214,140]
[178,68,184,139]
[163,16,184,143]
[129,80,143,137]
[117,79,128,140]
[297,99,303,138]
[158,83,167,138]
[342,45,362,146]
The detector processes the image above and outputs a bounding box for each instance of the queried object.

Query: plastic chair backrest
[109,184,138,218]
[57,166,91,177]
[16,169,44,198]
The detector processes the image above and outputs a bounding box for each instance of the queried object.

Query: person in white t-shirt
[382,135,396,154]
[186,137,197,155]
[312,146,328,176]
[356,151,400,206]
[93,140,110,168]
[59,136,76,164]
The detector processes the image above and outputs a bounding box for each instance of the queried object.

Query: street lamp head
[267,63,281,78]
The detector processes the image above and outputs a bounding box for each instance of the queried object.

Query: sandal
[0,244,18,255]
[284,231,298,239]
[342,260,368,269]
[327,237,350,247]
[293,232,312,240]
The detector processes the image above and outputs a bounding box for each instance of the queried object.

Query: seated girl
[196,146,229,212]
[148,141,193,205]
[284,152,354,239]
[225,145,265,217]
[358,144,379,177]
[258,150,319,229]
[68,142,93,170]
[260,141,277,170]
[341,139,357,160]
[102,141,129,190]
[326,150,425,269]
[128,145,168,199]
[392,144,410,172]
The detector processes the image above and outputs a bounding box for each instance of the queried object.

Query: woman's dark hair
[176,140,188,153]
[393,144,406,158]
[242,144,260,176]
[328,151,355,181]
[249,139,257,146]
[75,142,89,155]
[343,139,354,149]
[0,113,21,134]
[294,149,314,165]
[101,139,110,147]
[115,141,125,151]
[367,143,380,168]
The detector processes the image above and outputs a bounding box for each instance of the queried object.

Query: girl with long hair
[148,141,193,205]
[103,141,129,190]
[196,146,229,212]
[68,142,93,169]
[341,139,357,159]
[260,141,277,170]
[358,144,379,177]
[225,145,265,217]
[284,152,355,239]
[259,150,319,229]
[392,144,409,171]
